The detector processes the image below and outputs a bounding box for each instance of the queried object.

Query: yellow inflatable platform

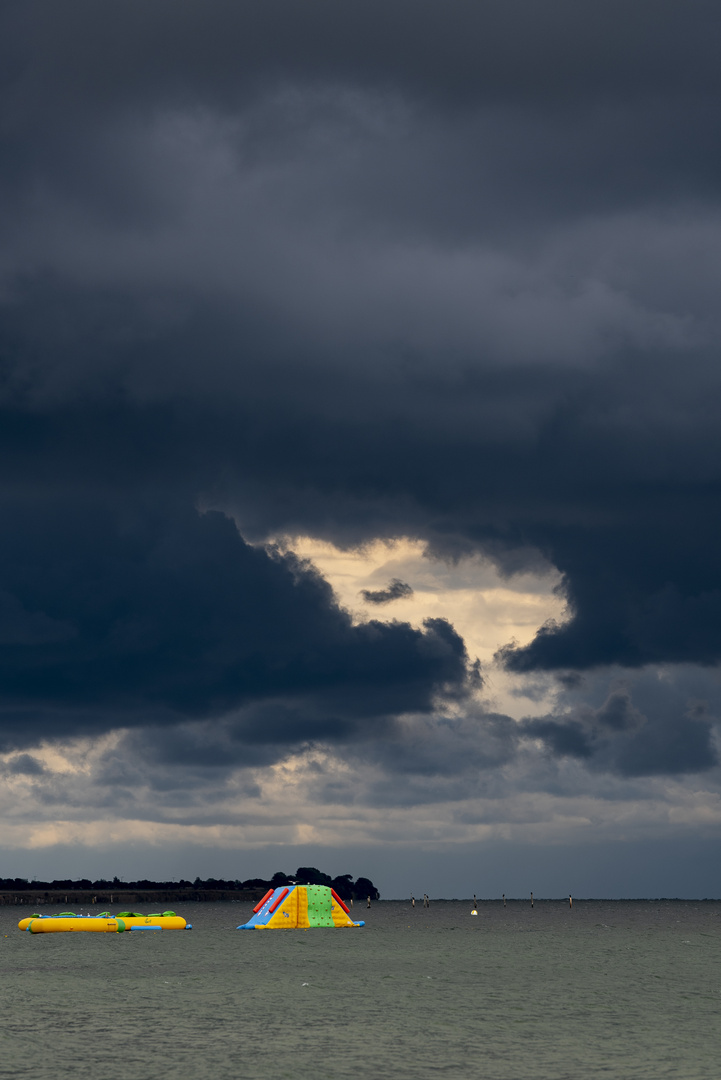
[19,911,188,933]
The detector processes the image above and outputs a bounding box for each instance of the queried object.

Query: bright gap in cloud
[276,535,566,717]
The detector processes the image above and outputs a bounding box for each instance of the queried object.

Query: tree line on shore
[0,867,380,900]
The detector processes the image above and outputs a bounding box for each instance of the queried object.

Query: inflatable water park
[18,911,189,933]
[237,884,364,928]
[16,885,365,932]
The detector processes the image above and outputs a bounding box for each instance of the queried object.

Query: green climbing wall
[305,884,334,926]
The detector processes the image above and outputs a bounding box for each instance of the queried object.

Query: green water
[1,900,719,1078]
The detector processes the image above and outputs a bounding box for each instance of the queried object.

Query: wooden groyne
[0,888,266,907]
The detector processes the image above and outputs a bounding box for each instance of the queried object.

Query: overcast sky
[2,0,721,897]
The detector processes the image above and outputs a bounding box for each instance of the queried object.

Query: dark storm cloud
[4,753,44,776]
[521,687,719,776]
[0,498,471,750]
[1,0,721,782]
[361,579,413,605]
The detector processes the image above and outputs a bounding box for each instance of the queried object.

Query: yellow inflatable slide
[237,885,364,928]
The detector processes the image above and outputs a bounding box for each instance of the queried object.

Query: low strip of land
[0,888,266,906]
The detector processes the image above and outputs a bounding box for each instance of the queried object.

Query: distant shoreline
[0,868,380,906]
[0,888,267,906]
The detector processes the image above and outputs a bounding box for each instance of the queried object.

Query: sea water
[0,899,719,1079]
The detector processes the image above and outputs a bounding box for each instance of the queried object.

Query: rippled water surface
[1,899,719,1079]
